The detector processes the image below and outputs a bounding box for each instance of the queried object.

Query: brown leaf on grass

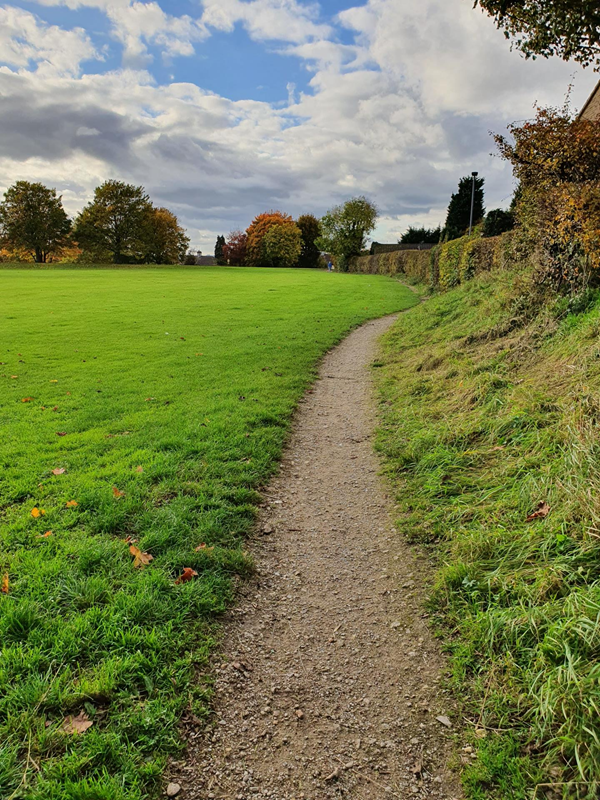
[21,397,34,403]
[65,500,78,508]
[52,406,59,411]
[61,711,93,735]
[490,446,505,452]
[11,375,18,379]
[123,535,138,544]
[526,502,550,522]
[52,468,66,476]
[129,545,153,568]
[56,432,67,437]
[135,465,144,473]
[39,531,52,538]
[112,486,125,498]
[31,507,46,518]
[194,543,214,553]
[175,567,198,584]
[1,574,8,594]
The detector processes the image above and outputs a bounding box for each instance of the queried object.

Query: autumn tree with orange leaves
[496,105,600,290]
[245,211,301,268]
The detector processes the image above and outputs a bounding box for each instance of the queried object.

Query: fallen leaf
[52,468,66,476]
[526,501,550,522]
[129,545,153,568]
[50,380,58,383]
[490,446,505,452]
[144,397,155,402]
[61,711,93,735]
[56,431,67,437]
[112,486,125,498]
[10,375,18,379]
[194,543,214,552]
[65,500,78,508]
[175,567,198,585]
[123,535,138,544]
[21,397,34,403]
[1,573,8,594]
[52,406,59,411]
[135,465,144,473]
[39,531,52,538]
[31,507,46,518]
[436,715,452,728]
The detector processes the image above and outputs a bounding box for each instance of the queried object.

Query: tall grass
[375,270,600,799]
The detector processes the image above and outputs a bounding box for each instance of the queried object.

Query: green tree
[400,225,442,244]
[482,208,515,238]
[214,235,226,265]
[262,223,302,268]
[143,207,189,264]
[317,197,378,268]
[296,214,321,268]
[443,176,485,241]
[74,180,152,263]
[0,181,71,263]
[474,0,600,68]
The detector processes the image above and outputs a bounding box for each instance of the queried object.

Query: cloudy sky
[0,0,596,252]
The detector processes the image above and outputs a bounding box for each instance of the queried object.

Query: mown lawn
[374,271,600,800]
[0,266,416,800]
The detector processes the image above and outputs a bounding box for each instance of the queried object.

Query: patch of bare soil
[170,313,463,800]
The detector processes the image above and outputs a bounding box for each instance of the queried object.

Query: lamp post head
[472,171,479,177]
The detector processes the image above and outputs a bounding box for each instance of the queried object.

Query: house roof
[578,79,600,121]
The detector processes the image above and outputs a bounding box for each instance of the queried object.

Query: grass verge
[0,266,416,800]
[375,268,600,800]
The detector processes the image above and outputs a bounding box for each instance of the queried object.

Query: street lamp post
[469,171,479,236]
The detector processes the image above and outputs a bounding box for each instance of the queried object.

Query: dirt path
[172,313,463,800]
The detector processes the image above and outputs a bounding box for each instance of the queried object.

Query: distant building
[196,256,217,265]
[579,79,600,121]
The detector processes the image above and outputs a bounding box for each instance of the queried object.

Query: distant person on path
[327,260,333,272]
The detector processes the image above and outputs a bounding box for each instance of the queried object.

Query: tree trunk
[35,247,43,263]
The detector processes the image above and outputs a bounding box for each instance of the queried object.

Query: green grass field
[0,266,416,800]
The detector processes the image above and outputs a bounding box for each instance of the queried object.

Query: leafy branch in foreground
[474,0,600,69]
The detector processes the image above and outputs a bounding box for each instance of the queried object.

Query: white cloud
[337,0,588,116]
[201,0,331,44]
[32,0,209,64]
[0,5,98,76]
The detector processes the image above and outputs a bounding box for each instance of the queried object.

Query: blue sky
[0,0,595,251]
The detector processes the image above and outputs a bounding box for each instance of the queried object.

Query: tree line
[396,175,515,248]
[213,197,379,270]
[1,175,516,269]
[0,180,189,264]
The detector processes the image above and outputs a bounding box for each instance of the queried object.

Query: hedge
[348,232,515,289]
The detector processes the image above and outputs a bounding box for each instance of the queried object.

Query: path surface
[172,313,463,800]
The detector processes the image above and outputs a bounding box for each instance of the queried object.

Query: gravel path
[170,313,463,800]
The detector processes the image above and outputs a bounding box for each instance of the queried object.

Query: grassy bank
[0,266,416,800]
[375,270,600,800]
